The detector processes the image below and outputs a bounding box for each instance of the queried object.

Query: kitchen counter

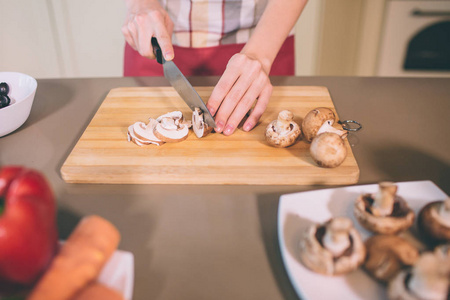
[1,76,449,299]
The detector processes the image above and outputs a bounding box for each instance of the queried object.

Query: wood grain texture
[61,86,359,185]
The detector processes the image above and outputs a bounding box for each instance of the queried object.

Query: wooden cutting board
[61,86,359,185]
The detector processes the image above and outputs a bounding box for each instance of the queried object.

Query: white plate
[98,249,134,300]
[277,180,448,300]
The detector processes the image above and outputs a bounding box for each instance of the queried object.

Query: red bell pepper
[0,166,58,290]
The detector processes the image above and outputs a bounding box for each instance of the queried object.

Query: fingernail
[208,106,215,116]
[224,125,234,135]
[215,121,224,132]
[244,123,253,132]
[165,52,174,60]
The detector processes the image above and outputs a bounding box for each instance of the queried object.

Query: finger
[222,73,269,135]
[243,83,273,132]
[122,23,137,50]
[213,59,262,133]
[123,21,139,51]
[206,54,245,118]
[151,14,174,61]
[133,15,156,58]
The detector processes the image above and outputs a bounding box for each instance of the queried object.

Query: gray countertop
[1,76,449,299]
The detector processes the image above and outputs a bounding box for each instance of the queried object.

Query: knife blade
[151,38,216,128]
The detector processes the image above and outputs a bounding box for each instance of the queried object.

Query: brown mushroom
[418,198,450,245]
[153,111,190,142]
[265,110,301,147]
[298,217,366,275]
[301,107,347,143]
[354,182,415,234]
[309,132,347,168]
[192,107,213,138]
[364,235,419,283]
[387,249,450,300]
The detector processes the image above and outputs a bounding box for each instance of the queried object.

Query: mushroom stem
[371,182,397,217]
[323,217,352,257]
[275,110,294,134]
[408,252,449,300]
[317,120,348,139]
[436,198,450,227]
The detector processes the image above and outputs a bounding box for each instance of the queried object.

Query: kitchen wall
[3,0,447,79]
[1,0,324,79]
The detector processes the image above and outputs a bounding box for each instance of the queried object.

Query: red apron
[124,36,295,76]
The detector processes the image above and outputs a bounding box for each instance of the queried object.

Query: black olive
[0,95,10,108]
[0,82,9,95]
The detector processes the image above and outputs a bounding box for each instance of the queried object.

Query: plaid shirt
[160,0,268,48]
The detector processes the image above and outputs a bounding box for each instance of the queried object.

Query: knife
[151,37,216,128]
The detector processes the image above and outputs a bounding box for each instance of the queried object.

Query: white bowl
[0,72,38,137]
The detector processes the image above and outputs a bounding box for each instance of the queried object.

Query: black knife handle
[151,37,163,64]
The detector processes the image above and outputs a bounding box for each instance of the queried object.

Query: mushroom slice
[302,107,347,143]
[388,249,450,300]
[354,182,415,234]
[192,107,213,138]
[310,132,347,168]
[298,217,366,276]
[418,198,450,245]
[265,110,301,147]
[364,235,419,283]
[153,111,189,143]
[132,119,164,145]
[127,120,165,146]
[127,124,151,146]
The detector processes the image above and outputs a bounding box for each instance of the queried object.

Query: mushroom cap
[265,110,301,148]
[354,193,415,234]
[310,132,347,168]
[302,107,336,142]
[418,201,450,245]
[364,235,419,283]
[298,218,366,276]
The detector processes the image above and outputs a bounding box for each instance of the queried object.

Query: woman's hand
[122,0,174,61]
[207,53,273,135]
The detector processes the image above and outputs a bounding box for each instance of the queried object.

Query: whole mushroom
[354,182,415,234]
[364,235,419,283]
[301,107,347,143]
[265,110,301,147]
[388,248,450,300]
[299,217,366,276]
[310,132,347,168]
[418,198,450,245]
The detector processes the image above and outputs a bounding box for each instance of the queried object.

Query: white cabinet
[0,0,62,78]
[0,0,126,79]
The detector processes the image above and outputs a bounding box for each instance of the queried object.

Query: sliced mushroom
[418,198,450,245]
[302,107,347,143]
[153,111,190,142]
[192,107,213,138]
[364,235,419,283]
[387,249,450,300]
[265,110,301,148]
[354,182,415,234]
[309,132,347,168]
[299,217,366,275]
[127,119,165,146]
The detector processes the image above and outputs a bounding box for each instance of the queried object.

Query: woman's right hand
[122,0,174,61]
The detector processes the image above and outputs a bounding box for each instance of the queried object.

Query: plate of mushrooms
[278,180,449,300]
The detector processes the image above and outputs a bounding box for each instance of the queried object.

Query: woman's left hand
[206,53,273,136]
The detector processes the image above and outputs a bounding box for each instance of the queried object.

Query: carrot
[27,215,120,300]
[71,282,124,300]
